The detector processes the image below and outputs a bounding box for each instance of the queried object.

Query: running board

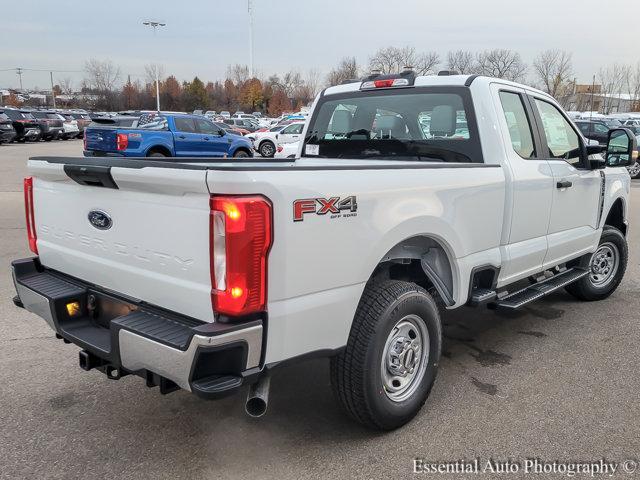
[490,268,589,310]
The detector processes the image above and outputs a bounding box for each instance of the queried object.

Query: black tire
[44,136,52,142]
[259,141,275,158]
[233,149,250,158]
[565,226,627,301]
[330,280,442,430]
[147,151,168,158]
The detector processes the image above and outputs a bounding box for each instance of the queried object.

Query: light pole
[142,20,166,111]
[248,0,254,78]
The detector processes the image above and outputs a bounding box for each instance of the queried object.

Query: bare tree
[84,58,121,91]
[369,46,439,75]
[326,57,360,86]
[58,77,74,95]
[627,62,640,108]
[227,64,250,85]
[281,70,304,97]
[532,50,573,99]
[598,64,629,114]
[447,50,474,74]
[144,63,166,86]
[304,68,322,98]
[474,49,527,82]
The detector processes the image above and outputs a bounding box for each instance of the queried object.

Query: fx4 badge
[293,196,358,222]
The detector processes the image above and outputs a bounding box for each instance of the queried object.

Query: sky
[0,0,638,91]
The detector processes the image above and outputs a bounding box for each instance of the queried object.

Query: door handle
[178,135,186,139]
[204,137,210,141]
[556,180,573,189]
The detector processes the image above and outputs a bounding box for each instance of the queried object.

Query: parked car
[223,118,259,132]
[0,111,17,143]
[0,108,40,142]
[628,135,640,179]
[58,114,80,140]
[575,120,611,145]
[248,121,305,157]
[213,121,248,136]
[28,110,64,141]
[219,111,231,118]
[84,113,253,158]
[11,73,636,431]
[68,112,92,138]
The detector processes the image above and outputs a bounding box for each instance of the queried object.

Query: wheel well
[146,145,171,157]
[259,139,274,149]
[369,236,455,307]
[604,198,626,236]
[233,146,252,156]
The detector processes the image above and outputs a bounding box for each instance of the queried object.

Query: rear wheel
[330,280,442,430]
[148,151,168,158]
[233,150,250,158]
[259,141,275,158]
[565,226,627,301]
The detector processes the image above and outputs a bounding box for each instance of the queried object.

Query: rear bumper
[12,257,263,399]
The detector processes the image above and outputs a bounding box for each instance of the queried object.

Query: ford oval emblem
[88,210,112,230]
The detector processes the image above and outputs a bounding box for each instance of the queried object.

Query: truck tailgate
[85,128,117,152]
[28,159,214,322]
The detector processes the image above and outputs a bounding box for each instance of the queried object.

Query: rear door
[29,159,214,322]
[195,117,227,156]
[491,84,554,286]
[529,96,601,268]
[172,117,201,156]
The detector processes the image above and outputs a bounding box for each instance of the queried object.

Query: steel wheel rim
[261,143,274,156]
[381,314,429,403]
[628,162,640,177]
[589,242,620,288]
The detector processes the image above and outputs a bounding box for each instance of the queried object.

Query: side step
[491,267,588,310]
[191,375,243,399]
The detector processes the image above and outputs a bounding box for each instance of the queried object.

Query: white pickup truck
[12,72,636,430]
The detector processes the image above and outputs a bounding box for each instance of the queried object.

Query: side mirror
[606,128,637,167]
[218,129,226,136]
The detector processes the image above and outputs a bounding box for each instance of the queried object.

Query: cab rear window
[303,87,483,163]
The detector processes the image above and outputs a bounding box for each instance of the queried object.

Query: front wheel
[330,280,442,430]
[565,226,628,301]
[233,150,250,158]
[259,141,275,158]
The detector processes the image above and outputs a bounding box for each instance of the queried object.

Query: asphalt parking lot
[0,141,639,479]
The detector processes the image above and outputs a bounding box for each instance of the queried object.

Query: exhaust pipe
[245,375,270,418]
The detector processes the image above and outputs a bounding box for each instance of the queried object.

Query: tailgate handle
[63,165,119,189]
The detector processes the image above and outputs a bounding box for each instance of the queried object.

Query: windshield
[303,87,482,162]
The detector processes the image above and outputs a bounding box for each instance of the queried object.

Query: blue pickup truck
[83,113,253,158]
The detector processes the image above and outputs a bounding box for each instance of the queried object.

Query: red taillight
[277,145,283,153]
[23,177,38,254]
[116,133,128,151]
[210,195,272,317]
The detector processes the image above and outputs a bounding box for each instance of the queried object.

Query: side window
[174,117,197,133]
[499,91,536,159]
[283,124,303,134]
[594,124,609,134]
[534,99,581,165]
[195,118,216,134]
